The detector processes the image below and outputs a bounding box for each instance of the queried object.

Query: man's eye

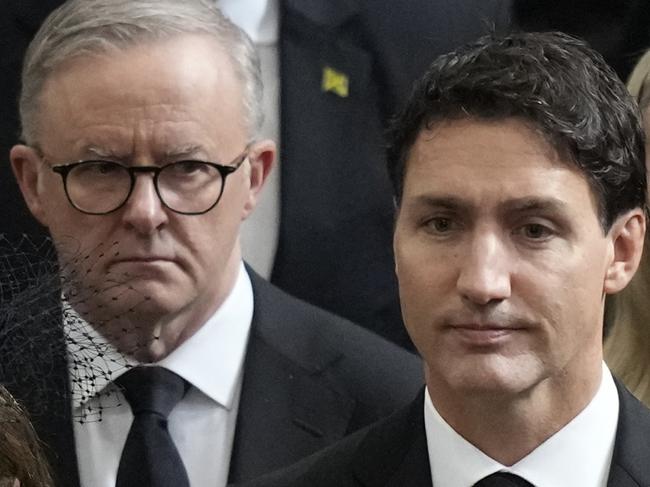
[520,223,552,239]
[73,161,121,177]
[425,217,454,233]
[173,161,207,174]
[96,162,119,174]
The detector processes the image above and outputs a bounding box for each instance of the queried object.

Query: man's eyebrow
[81,144,207,162]
[500,197,569,214]
[406,195,470,211]
[83,145,127,160]
[161,145,205,159]
[404,195,571,216]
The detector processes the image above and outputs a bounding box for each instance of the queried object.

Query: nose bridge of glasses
[130,165,161,177]
[129,166,161,193]
[127,165,163,205]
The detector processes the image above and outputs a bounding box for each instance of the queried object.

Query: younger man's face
[394,118,641,402]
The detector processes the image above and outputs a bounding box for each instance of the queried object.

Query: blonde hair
[604,49,650,405]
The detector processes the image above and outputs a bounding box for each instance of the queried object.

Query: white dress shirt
[424,363,619,487]
[222,0,282,279]
[67,262,254,487]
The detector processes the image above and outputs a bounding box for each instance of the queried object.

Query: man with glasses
[6,1,422,486]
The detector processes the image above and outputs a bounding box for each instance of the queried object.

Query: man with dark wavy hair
[243,31,650,487]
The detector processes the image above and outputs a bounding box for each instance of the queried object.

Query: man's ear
[9,144,49,226]
[241,139,275,219]
[604,208,646,294]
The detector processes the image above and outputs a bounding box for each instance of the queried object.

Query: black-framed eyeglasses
[49,151,248,215]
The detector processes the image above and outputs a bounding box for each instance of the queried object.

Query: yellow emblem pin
[321,66,349,98]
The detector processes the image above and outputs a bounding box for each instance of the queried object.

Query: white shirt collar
[218,0,278,44]
[424,362,619,487]
[67,262,254,412]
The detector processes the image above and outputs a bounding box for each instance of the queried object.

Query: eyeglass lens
[65,161,225,214]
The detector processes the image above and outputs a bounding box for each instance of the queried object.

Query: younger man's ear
[241,139,275,220]
[604,208,646,294]
[9,144,49,227]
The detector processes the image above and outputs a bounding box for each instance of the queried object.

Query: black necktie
[474,472,535,486]
[115,366,190,487]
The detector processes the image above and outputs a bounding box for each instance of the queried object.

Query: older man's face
[11,35,273,358]
[393,118,643,409]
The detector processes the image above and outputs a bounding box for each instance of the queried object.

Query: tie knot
[475,472,534,487]
[116,366,188,418]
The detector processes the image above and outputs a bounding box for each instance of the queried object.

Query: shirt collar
[217,0,278,44]
[67,262,254,412]
[424,362,619,487]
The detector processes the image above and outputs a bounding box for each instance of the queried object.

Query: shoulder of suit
[247,267,422,384]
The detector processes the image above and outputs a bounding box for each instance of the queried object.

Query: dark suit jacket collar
[246,267,344,374]
[352,388,432,486]
[349,380,650,487]
[18,265,358,486]
[607,379,650,486]
[228,268,357,482]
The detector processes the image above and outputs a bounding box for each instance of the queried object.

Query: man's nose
[456,232,512,305]
[121,174,168,234]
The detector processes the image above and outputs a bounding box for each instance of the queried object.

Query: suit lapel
[607,379,650,486]
[228,270,356,483]
[353,389,432,486]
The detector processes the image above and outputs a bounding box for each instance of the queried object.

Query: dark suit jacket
[241,380,650,486]
[272,0,512,349]
[0,269,423,486]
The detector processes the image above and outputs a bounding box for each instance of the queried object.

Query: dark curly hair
[387,31,646,231]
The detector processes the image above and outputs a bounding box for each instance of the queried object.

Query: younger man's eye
[521,223,552,239]
[426,217,453,233]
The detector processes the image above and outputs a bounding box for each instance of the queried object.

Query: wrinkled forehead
[36,35,243,130]
[35,35,247,158]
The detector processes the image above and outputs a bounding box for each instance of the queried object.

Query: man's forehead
[44,32,229,74]
[413,118,558,157]
[400,118,601,218]
[405,119,565,177]
[35,35,246,158]
[38,34,237,115]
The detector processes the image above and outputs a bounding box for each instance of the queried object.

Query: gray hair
[20,0,263,145]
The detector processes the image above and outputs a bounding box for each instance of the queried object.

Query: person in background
[5,1,423,486]
[604,49,650,406]
[239,31,650,487]
[0,385,53,487]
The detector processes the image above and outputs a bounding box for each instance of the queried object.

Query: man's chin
[432,356,543,398]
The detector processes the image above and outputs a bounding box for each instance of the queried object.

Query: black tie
[474,472,535,486]
[116,366,190,487]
